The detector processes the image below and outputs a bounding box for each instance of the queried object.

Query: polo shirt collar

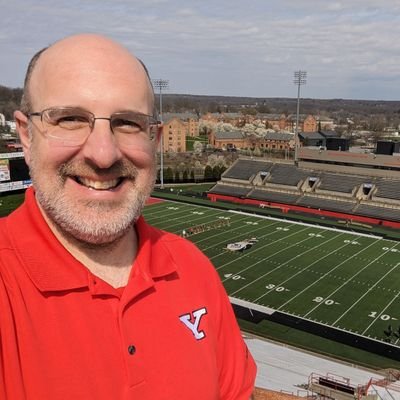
[6,188,177,293]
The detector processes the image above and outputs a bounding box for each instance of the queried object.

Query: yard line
[202,220,282,253]
[195,215,266,245]
[228,210,382,239]
[227,227,319,294]
[217,225,311,273]
[253,232,347,303]
[302,238,396,320]
[151,209,228,232]
[276,235,364,310]
[361,285,400,335]
[333,261,400,326]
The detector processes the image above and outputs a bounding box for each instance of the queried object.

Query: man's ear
[14,110,32,166]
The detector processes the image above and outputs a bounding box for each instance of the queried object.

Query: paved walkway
[244,335,385,395]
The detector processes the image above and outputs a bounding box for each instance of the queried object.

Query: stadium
[148,146,400,373]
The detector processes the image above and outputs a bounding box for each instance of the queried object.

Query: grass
[143,199,400,369]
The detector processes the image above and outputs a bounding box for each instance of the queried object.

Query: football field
[143,199,400,348]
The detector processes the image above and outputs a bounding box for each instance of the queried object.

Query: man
[0,34,256,399]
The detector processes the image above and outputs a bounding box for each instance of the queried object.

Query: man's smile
[74,176,125,190]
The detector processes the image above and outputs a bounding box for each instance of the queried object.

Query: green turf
[143,199,400,369]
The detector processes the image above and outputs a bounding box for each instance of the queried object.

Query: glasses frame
[27,106,161,145]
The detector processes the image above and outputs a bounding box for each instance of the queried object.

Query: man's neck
[40,207,138,288]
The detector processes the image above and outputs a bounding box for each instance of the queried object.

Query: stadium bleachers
[222,159,273,181]
[318,173,369,194]
[248,189,301,204]
[374,179,400,201]
[208,183,250,197]
[213,158,400,224]
[267,164,310,186]
[297,195,356,213]
[354,204,400,221]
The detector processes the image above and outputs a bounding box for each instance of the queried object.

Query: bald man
[0,34,256,399]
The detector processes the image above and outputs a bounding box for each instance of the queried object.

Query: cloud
[2,0,400,99]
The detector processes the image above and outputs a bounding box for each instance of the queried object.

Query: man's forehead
[30,34,153,108]
[35,35,144,79]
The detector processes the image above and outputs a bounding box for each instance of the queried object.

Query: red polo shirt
[0,188,256,399]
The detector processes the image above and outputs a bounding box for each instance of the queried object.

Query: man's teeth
[77,177,120,190]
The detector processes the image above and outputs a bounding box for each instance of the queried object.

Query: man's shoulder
[0,215,12,248]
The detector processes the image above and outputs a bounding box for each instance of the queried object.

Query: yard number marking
[265,284,290,292]
[344,240,360,245]
[313,296,340,306]
[368,311,397,321]
[224,273,245,281]
[382,247,400,253]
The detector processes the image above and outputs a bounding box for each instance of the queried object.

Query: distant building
[257,113,287,131]
[162,117,187,153]
[211,131,247,150]
[161,113,200,152]
[316,115,335,130]
[287,114,317,133]
[210,130,293,151]
[201,112,249,127]
[261,132,294,151]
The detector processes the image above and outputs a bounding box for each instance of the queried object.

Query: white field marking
[333,260,400,326]
[229,297,275,315]
[196,215,272,247]
[230,296,400,350]
[228,210,383,240]
[204,220,283,254]
[206,218,306,258]
[253,231,347,304]
[144,203,209,223]
[302,239,395,321]
[154,209,229,232]
[218,225,312,273]
[362,286,400,335]
[227,227,319,294]
[277,235,366,311]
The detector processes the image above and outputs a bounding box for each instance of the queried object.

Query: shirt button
[128,345,136,355]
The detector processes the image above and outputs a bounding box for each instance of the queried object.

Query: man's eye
[56,116,89,129]
[112,118,142,132]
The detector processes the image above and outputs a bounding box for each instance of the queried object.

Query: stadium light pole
[152,79,169,188]
[293,70,307,163]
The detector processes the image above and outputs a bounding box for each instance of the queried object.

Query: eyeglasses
[27,106,160,147]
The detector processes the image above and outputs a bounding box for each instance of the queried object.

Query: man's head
[14,34,161,245]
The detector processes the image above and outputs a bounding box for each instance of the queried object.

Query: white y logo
[179,307,207,340]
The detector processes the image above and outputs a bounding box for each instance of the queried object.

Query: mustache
[58,159,139,179]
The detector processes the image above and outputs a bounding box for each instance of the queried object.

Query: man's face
[19,37,159,245]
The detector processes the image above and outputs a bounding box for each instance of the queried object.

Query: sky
[2,0,400,100]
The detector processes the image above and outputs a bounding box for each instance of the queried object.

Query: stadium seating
[267,164,310,186]
[374,179,400,201]
[354,203,400,221]
[248,189,301,204]
[208,183,250,197]
[222,159,273,181]
[212,158,400,224]
[297,195,356,213]
[317,173,369,194]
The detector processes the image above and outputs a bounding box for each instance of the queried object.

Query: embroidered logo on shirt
[179,307,208,340]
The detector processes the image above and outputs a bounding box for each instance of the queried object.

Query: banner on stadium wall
[0,180,32,193]
[0,160,10,182]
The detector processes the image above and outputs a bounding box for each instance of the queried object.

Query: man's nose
[81,118,122,168]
